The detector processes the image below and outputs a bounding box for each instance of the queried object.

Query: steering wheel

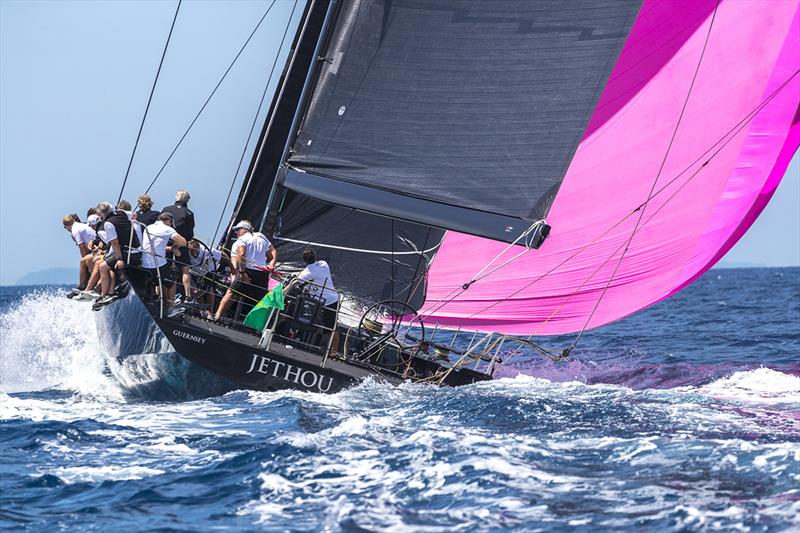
[357,300,426,350]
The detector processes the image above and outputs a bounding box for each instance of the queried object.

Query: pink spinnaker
[422,0,800,335]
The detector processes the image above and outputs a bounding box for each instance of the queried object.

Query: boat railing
[260,277,343,361]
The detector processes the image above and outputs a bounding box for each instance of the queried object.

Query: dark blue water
[1,268,798,531]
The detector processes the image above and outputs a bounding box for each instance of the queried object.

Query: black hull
[157,314,386,394]
[121,274,491,394]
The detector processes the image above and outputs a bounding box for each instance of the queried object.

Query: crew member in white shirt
[285,247,340,354]
[213,220,277,321]
[188,239,226,311]
[141,212,187,303]
[295,248,338,307]
[78,214,105,300]
[62,214,96,297]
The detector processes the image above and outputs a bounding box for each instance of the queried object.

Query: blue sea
[1,267,798,531]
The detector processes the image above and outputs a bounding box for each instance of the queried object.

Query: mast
[228,0,335,236]
[259,0,341,233]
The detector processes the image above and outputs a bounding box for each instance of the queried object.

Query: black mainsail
[282,0,642,242]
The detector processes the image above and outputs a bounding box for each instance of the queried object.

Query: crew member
[161,190,195,302]
[286,247,339,354]
[135,194,160,226]
[78,214,105,300]
[63,214,96,297]
[141,212,186,303]
[213,220,276,320]
[188,239,225,311]
[93,201,142,310]
[116,199,143,248]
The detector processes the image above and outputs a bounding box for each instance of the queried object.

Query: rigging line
[467,221,546,285]
[403,226,433,308]
[464,221,543,286]
[143,0,279,195]
[644,67,800,203]
[397,231,447,305]
[117,0,181,204]
[212,0,300,245]
[571,0,720,348]
[416,221,544,321]
[277,235,442,255]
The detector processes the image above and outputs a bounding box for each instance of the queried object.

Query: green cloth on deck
[243,282,284,331]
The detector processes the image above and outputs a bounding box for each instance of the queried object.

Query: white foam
[698,367,800,404]
[0,289,117,396]
[50,465,164,484]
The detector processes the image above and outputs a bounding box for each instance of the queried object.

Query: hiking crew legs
[214,268,268,321]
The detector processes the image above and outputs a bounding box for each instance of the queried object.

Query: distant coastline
[712,261,768,269]
[13,267,75,286]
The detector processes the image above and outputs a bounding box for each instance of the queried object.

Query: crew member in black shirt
[93,201,142,309]
[135,194,160,226]
[161,189,195,301]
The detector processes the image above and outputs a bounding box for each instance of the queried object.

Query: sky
[0,1,798,285]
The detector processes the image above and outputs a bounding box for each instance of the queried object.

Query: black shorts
[322,301,338,330]
[145,264,174,289]
[231,268,268,306]
[231,268,267,292]
[194,270,221,293]
[127,252,141,267]
[106,251,141,268]
[103,252,118,268]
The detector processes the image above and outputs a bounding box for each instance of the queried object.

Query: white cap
[87,214,101,225]
[231,221,253,231]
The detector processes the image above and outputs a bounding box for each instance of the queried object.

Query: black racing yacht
[112,0,640,393]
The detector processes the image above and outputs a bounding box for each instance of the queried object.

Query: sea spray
[0,289,223,400]
[0,288,112,395]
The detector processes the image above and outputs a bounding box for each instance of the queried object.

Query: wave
[0,289,230,400]
[498,352,800,392]
[696,367,800,404]
[0,288,111,395]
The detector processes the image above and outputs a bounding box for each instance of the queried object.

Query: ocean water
[0,267,798,531]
